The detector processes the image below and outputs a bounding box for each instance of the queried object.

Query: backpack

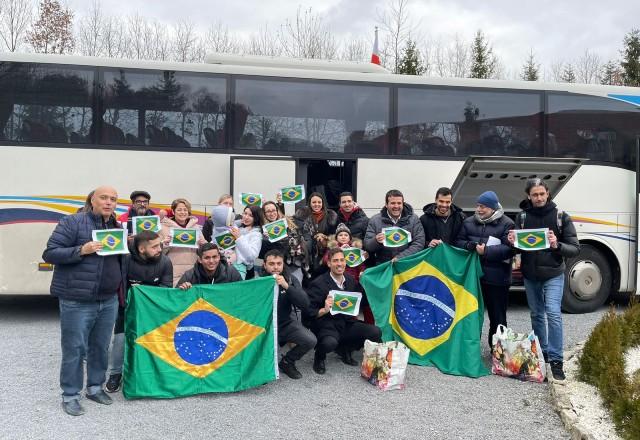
[518,209,563,235]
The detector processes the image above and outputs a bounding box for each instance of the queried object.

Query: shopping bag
[360,340,409,391]
[491,324,545,383]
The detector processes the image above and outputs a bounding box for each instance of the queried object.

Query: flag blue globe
[174,310,229,365]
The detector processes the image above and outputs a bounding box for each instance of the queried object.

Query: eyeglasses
[133,199,149,206]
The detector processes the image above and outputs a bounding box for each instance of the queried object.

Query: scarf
[474,206,504,225]
[340,207,355,222]
[312,210,325,225]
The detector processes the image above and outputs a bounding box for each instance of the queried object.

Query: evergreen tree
[561,64,576,83]
[521,49,540,81]
[469,30,496,79]
[601,60,623,86]
[397,39,425,75]
[621,28,640,86]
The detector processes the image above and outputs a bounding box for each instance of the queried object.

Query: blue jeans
[59,295,118,402]
[523,274,564,362]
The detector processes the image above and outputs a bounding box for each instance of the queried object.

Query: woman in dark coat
[296,192,338,280]
[456,190,515,349]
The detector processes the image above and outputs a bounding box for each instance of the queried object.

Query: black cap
[130,190,151,201]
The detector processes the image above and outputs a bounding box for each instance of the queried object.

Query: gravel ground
[0,293,617,440]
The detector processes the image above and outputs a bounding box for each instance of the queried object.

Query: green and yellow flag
[329,290,362,317]
[239,192,263,207]
[343,247,365,267]
[514,228,549,251]
[360,244,488,378]
[214,230,236,250]
[170,228,198,248]
[133,215,161,235]
[92,228,128,255]
[280,185,305,203]
[123,277,278,399]
[263,219,288,243]
[382,227,411,247]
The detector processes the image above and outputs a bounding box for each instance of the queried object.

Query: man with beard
[260,249,316,379]
[335,192,369,240]
[508,178,579,382]
[119,190,157,238]
[364,189,425,264]
[419,187,466,248]
[177,242,242,288]
[105,230,173,393]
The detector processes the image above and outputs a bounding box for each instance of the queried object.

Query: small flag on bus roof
[371,27,381,65]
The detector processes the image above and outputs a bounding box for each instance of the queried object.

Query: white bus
[1,52,639,313]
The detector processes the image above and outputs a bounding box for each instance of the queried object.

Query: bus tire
[562,244,612,314]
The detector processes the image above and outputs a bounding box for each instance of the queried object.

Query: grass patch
[578,301,640,440]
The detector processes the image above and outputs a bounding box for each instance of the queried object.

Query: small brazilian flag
[343,247,365,267]
[360,244,489,378]
[280,185,305,203]
[514,228,549,251]
[214,231,236,250]
[239,192,263,207]
[92,228,128,255]
[132,215,161,235]
[263,219,288,243]
[123,277,279,398]
[329,290,362,317]
[382,227,411,248]
[170,228,198,248]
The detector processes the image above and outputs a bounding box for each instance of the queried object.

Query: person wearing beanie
[455,191,515,349]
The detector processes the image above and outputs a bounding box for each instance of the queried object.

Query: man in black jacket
[261,250,316,379]
[304,248,381,374]
[177,243,242,288]
[336,192,369,240]
[420,187,466,248]
[105,230,173,393]
[43,186,122,416]
[508,178,579,382]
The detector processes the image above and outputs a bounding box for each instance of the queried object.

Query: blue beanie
[477,191,500,210]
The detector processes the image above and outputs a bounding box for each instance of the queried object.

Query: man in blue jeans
[508,178,579,382]
[43,186,123,416]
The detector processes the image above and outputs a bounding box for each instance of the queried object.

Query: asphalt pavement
[0,293,619,440]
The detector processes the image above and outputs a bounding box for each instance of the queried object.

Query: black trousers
[481,282,509,348]
[312,319,382,360]
[278,320,317,363]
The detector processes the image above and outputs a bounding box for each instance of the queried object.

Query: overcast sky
[69,0,639,77]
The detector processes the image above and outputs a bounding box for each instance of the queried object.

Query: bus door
[298,159,356,211]
[230,156,297,216]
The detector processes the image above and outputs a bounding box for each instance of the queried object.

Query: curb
[548,341,597,440]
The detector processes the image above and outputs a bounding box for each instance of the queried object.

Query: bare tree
[340,36,369,62]
[203,21,241,54]
[246,24,281,56]
[172,19,199,62]
[0,0,32,52]
[76,0,103,56]
[432,34,470,78]
[27,0,74,54]
[124,13,148,59]
[377,0,415,73]
[549,60,565,82]
[576,48,602,84]
[101,15,126,58]
[277,6,337,59]
[150,20,171,61]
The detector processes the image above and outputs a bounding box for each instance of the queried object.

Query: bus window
[0,62,94,144]
[102,69,227,148]
[396,87,543,157]
[234,79,389,154]
[547,94,640,169]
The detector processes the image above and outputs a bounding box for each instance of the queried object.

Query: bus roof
[1,51,639,99]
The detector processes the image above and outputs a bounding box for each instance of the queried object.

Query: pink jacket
[160,216,202,287]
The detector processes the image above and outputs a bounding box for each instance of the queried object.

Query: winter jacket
[303,271,360,330]
[298,207,339,277]
[364,203,426,263]
[43,211,125,301]
[235,227,262,268]
[455,209,515,286]
[159,216,201,286]
[259,218,311,278]
[259,268,310,328]
[176,260,242,286]
[336,207,369,240]
[420,203,466,246]
[515,200,580,281]
[123,246,173,290]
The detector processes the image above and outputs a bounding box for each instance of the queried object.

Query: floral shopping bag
[360,340,409,391]
[491,325,546,383]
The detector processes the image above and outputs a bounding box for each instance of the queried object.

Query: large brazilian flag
[123,277,278,399]
[360,244,489,378]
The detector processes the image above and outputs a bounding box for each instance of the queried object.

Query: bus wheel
[562,244,612,313]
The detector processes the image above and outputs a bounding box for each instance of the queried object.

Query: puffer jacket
[159,216,201,286]
[235,226,262,267]
[336,207,369,239]
[123,245,174,290]
[455,209,515,286]
[43,211,125,301]
[515,200,580,281]
[176,260,242,286]
[420,203,466,246]
[364,203,426,263]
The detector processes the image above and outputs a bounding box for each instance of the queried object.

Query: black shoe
[337,349,358,366]
[105,373,122,393]
[550,360,566,382]
[62,399,85,416]
[86,390,113,405]
[313,357,326,375]
[279,358,302,379]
